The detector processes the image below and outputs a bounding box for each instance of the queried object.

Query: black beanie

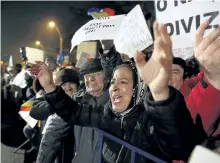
[79,58,103,76]
[173,57,186,71]
[55,69,80,86]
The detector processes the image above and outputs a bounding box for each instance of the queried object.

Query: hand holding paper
[100,40,114,50]
[70,5,153,58]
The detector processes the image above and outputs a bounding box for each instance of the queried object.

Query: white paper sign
[70,15,126,52]
[9,55,13,67]
[19,111,38,128]
[172,47,194,60]
[26,47,44,63]
[155,0,220,59]
[71,5,153,58]
[11,69,27,88]
[189,146,220,163]
[75,52,91,69]
[114,5,153,58]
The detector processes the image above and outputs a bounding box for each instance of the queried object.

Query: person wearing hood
[30,41,122,163]
[29,23,199,163]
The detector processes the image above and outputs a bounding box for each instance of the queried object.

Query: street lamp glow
[47,20,63,49]
[36,41,41,45]
[48,21,55,28]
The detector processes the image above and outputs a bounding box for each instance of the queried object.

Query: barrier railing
[94,128,167,163]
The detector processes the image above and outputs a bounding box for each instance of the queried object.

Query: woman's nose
[112,83,119,92]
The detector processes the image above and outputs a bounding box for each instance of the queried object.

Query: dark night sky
[1,1,95,62]
[1,1,154,63]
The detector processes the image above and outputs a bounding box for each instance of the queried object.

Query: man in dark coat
[30,42,123,163]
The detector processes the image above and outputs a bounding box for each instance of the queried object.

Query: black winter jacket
[43,86,198,163]
[32,46,123,163]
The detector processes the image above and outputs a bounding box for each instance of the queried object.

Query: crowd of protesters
[1,19,220,163]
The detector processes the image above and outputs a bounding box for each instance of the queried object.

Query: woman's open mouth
[113,95,122,103]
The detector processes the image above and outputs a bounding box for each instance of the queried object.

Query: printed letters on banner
[155,0,220,59]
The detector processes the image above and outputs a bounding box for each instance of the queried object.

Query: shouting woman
[29,23,198,163]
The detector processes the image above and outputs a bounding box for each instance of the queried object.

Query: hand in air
[28,61,56,93]
[100,40,114,50]
[134,22,173,100]
[194,20,220,89]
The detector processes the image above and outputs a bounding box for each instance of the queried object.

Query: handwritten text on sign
[71,5,153,58]
[114,5,153,58]
[155,0,220,59]
[70,15,125,51]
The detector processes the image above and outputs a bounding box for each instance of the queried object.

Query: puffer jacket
[43,86,199,163]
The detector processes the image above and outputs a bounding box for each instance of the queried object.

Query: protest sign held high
[71,5,153,58]
[155,0,220,59]
[114,5,153,58]
[70,15,125,52]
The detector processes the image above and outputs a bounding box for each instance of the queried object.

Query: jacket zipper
[120,116,124,130]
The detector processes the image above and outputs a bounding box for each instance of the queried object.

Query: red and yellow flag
[20,97,35,111]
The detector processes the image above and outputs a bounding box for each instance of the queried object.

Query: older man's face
[84,71,104,96]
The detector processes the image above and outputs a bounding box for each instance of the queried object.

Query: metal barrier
[94,128,167,163]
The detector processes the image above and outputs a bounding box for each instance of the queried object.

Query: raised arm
[99,40,123,80]
[28,61,106,127]
[144,86,197,161]
[43,86,106,128]
[185,21,220,136]
[134,22,197,161]
[30,97,53,120]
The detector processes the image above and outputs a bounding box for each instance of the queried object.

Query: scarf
[109,60,147,118]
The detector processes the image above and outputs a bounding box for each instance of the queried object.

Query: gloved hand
[100,40,114,50]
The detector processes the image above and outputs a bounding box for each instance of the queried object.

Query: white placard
[11,69,27,88]
[155,0,220,59]
[71,5,153,58]
[19,111,38,128]
[172,47,194,60]
[189,146,220,163]
[70,15,126,52]
[9,55,13,67]
[76,42,97,61]
[75,52,91,69]
[26,47,44,63]
[114,5,153,58]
